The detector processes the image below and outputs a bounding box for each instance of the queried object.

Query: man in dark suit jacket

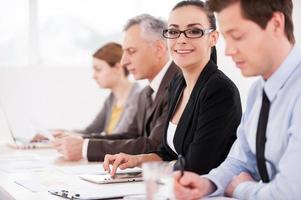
[87,63,179,161]
[52,14,180,161]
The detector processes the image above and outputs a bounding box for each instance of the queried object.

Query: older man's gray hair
[123,14,167,43]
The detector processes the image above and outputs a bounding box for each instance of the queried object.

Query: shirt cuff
[233,181,263,199]
[82,139,89,158]
[201,174,224,197]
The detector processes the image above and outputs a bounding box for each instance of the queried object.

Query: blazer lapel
[173,60,217,155]
[162,76,185,157]
[144,63,180,133]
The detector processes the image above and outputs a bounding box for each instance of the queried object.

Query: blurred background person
[78,42,142,136]
[32,42,141,151]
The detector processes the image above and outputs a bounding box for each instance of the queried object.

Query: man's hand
[174,171,216,200]
[52,133,84,161]
[103,153,140,176]
[31,129,68,142]
[31,133,49,142]
[225,172,255,197]
[51,129,69,138]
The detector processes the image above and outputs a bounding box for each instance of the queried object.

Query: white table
[0,143,145,199]
[0,143,237,200]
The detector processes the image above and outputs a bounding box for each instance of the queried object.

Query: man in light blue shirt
[173,0,301,199]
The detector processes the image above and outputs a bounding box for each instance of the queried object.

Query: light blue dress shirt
[204,46,301,199]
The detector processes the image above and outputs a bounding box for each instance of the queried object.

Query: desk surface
[0,143,236,200]
[0,143,145,200]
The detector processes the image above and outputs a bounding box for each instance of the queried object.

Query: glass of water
[142,161,174,200]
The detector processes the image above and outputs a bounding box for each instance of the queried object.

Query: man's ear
[153,40,167,58]
[267,11,285,38]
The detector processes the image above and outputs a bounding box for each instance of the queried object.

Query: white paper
[0,154,48,173]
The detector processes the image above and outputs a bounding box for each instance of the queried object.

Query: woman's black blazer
[155,59,242,175]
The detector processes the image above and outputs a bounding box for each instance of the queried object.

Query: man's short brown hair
[207,0,295,44]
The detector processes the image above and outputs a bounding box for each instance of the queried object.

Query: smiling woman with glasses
[103,0,242,177]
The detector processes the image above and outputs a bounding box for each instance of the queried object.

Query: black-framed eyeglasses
[163,28,214,39]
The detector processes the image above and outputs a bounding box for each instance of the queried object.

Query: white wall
[0,67,107,139]
[0,1,300,140]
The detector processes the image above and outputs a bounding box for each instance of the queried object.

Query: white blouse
[166,121,178,154]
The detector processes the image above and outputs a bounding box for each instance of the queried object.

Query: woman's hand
[103,153,141,176]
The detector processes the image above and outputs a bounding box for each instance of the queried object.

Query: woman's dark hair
[210,46,217,65]
[172,0,217,64]
[172,0,216,30]
[93,42,129,76]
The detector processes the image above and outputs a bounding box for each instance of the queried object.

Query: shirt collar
[149,59,172,94]
[262,46,301,102]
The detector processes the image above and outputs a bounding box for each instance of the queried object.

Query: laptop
[0,103,52,149]
[6,132,52,149]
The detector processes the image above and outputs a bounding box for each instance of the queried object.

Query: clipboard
[48,180,146,200]
[48,189,123,200]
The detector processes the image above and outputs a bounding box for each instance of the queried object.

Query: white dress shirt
[166,121,177,154]
[149,60,172,99]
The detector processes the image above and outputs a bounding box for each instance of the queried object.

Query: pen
[178,154,185,177]
[173,154,185,178]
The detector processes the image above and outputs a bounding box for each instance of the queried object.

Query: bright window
[0,0,29,66]
[0,0,179,67]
